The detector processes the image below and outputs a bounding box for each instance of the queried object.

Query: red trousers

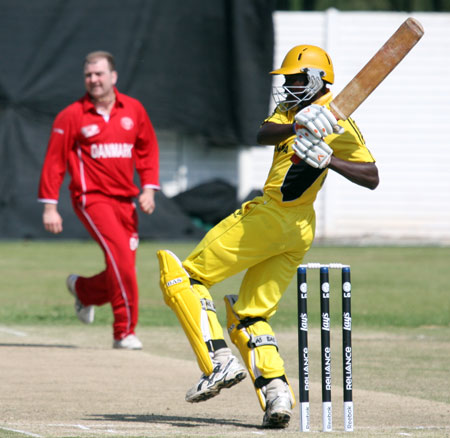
[72,193,139,340]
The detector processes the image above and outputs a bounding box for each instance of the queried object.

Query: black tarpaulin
[172,179,238,226]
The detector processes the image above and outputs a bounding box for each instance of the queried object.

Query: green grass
[0,240,449,438]
[0,240,449,329]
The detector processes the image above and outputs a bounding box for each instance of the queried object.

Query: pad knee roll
[157,249,214,375]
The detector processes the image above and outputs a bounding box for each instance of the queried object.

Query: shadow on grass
[87,413,261,429]
[0,343,77,348]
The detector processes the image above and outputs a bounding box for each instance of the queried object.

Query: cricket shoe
[185,349,247,403]
[66,274,95,324]
[113,334,143,350]
[262,378,294,429]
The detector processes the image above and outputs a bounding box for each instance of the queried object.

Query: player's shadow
[87,413,260,429]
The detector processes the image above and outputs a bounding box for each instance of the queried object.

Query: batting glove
[292,136,333,169]
[294,104,345,138]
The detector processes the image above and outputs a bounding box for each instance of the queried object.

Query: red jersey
[38,88,159,203]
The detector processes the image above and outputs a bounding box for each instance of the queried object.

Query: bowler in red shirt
[38,51,160,349]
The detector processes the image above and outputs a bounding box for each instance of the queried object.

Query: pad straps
[237,316,279,350]
[248,334,278,350]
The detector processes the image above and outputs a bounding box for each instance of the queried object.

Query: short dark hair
[84,51,115,71]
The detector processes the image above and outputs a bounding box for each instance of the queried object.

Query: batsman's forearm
[257,122,294,145]
[328,157,379,190]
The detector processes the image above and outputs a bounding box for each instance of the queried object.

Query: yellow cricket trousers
[183,193,315,321]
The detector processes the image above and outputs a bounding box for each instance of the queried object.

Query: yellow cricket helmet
[270,45,334,111]
[271,44,334,84]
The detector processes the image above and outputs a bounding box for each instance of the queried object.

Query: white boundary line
[0,426,41,437]
[0,326,27,337]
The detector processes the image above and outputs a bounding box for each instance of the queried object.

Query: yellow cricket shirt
[262,92,375,206]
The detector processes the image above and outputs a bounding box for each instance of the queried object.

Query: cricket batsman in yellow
[157,45,379,428]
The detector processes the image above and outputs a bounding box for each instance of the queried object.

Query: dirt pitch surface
[0,325,448,438]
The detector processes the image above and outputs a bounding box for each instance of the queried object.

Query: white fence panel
[270,10,450,243]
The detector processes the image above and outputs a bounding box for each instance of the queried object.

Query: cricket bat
[292,17,424,164]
